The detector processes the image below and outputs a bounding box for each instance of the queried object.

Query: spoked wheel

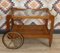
[2,32,24,49]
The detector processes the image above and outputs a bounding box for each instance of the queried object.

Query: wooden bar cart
[2,7,54,49]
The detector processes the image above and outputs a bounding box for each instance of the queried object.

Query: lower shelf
[12,25,50,38]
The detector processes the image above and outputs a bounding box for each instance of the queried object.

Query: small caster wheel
[2,32,24,49]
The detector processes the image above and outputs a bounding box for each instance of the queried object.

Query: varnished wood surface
[11,7,49,11]
[12,25,50,38]
[12,15,50,19]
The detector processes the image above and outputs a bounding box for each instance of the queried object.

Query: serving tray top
[9,7,52,19]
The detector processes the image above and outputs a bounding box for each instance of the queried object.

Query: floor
[0,34,60,53]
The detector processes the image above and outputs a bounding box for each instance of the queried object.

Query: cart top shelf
[9,7,52,19]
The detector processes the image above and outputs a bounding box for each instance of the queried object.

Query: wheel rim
[2,32,24,49]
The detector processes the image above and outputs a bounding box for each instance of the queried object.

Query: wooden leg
[6,15,11,31]
[49,35,52,47]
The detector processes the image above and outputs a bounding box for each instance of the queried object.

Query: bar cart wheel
[2,32,24,49]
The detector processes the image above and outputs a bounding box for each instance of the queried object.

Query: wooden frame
[6,7,54,47]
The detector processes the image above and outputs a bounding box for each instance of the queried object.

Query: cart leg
[6,15,10,31]
[49,35,52,47]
